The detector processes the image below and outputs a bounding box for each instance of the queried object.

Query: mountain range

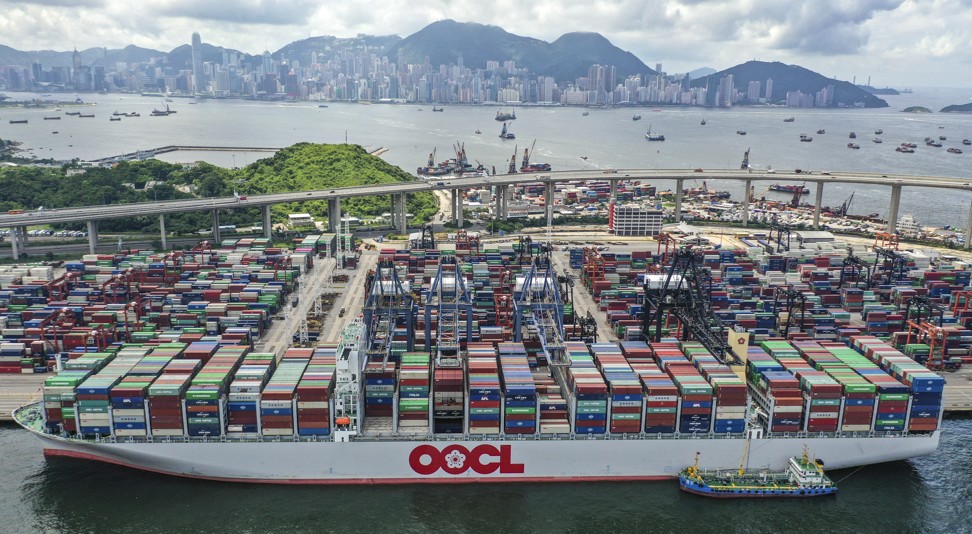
[690,61,887,108]
[0,20,883,107]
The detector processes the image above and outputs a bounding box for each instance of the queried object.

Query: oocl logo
[409,444,525,476]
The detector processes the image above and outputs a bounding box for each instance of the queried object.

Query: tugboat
[736,130,747,135]
[963,139,971,146]
[632,115,642,121]
[849,132,857,139]
[816,129,826,135]
[847,143,861,149]
[499,122,515,140]
[799,134,813,142]
[783,117,795,122]
[679,447,838,499]
[645,124,665,141]
[700,118,707,125]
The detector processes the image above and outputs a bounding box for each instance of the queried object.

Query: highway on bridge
[2,168,972,258]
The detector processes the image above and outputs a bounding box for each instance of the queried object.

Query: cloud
[0,0,105,5]
[149,0,322,26]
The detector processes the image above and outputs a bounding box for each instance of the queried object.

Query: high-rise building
[764,78,773,102]
[191,32,204,93]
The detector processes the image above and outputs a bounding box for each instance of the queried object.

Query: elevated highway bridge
[3,168,970,259]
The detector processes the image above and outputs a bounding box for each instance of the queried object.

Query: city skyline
[0,1,970,87]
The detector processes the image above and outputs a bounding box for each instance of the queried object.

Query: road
[3,168,971,228]
[549,249,619,343]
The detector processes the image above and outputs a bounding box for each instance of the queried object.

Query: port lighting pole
[813,183,824,229]
[609,179,618,204]
[887,185,902,233]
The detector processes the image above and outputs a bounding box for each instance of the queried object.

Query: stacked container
[398,352,431,430]
[590,343,643,434]
[226,353,275,435]
[564,343,608,434]
[363,361,396,418]
[296,349,336,436]
[498,343,537,434]
[260,358,308,436]
[466,345,501,434]
[110,375,153,437]
[148,363,197,436]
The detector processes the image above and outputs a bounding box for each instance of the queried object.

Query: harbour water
[1,88,971,227]
[2,88,972,532]
[1,418,971,532]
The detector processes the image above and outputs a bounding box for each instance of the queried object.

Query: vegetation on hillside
[902,106,932,113]
[0,143,436,235]
[941,103,972,113]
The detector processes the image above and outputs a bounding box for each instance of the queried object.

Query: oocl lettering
[409,444,525,476]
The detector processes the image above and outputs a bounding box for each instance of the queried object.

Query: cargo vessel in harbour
[9,241,945,484]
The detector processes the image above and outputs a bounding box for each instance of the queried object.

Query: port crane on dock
[641,248,740,365]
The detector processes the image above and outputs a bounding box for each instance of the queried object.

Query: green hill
[236,143,436,223]
[0,143,436,238]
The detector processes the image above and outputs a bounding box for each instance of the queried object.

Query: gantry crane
[362,260,416,370]
[641,248,740,365]
[514,256,570,366]
[425,255,472,367]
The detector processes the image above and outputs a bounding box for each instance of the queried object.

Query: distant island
[902,106,932,113]
[941,103,972,113]
[857,85,900,95]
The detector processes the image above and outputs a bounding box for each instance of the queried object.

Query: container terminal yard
[4,170,972,481]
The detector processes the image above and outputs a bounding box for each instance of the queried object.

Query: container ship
[9,236,946,484]
[769,184,811,194]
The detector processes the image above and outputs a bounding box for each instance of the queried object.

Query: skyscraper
[191,32,204,93]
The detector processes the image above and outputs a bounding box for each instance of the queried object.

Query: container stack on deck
[259,353,307,436]
[590,343,643,434]
[296,346,336,437]
[498,343,537,434]
[432,363,464,434]
[467,345,501,434]
[226,352,275,435]
[563,342,608,434]
[398,352,431,430]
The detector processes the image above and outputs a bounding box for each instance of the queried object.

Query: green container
[506,406,536,415]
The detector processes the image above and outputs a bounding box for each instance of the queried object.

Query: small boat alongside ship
[896,145,915,153]
[679,448,837,499]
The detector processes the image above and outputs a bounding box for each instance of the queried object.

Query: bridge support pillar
[261,205,272,239]
[609,179,618,204]
[502,185,511,220]
[9,227,19,260]
[495,187,502,222]
[545,182,554,228]
[328,198,341,233]
[742,179,751,226]
[674,179,684,223]
[17,226,28,257]
[159,214,167,250]
[887,185,902,233]
[398,193,407,235]
[455,190,463,228]
[86,220,98,254]
[813,183,824,229]
[211,210,221,243]
[965,199,972,250]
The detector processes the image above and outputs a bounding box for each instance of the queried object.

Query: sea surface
[1,88,972,227]
[1,418,971,533]
[2,89,972,533]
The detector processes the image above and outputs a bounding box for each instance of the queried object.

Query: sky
[1,0,971,87]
